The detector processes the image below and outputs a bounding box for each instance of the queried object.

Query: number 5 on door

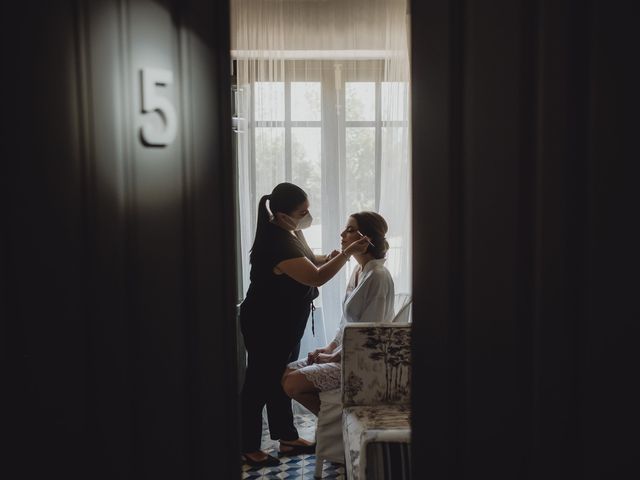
[140,68,177,146]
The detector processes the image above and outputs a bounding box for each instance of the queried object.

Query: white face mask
[295,212,313,230]
[270,212,313,230]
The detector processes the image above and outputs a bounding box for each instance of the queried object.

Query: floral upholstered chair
[314,323,412,479]
[341,323,412,480]
[392,293,412,323]
[313,295,411,477]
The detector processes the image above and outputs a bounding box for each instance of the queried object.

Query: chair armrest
[361,429,411,479]
[341,323,411,406]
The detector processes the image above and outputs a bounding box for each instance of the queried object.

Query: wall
[3,1,238,479]
[410,0,637,478]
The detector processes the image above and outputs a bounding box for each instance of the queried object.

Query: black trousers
[240,302,310,452]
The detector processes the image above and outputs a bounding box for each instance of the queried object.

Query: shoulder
[364,265,394,291]
[253,225,303,261]
[270,227,309,261]
[369,263,393,281]
[264,224,298,246]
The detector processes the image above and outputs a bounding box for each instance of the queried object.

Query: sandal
[279,441,316,456]
[242,453,281,467]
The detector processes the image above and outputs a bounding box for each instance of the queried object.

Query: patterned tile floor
[241,408,345,479]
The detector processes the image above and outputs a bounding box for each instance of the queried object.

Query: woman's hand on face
[344,236,370,256]
[273,212,297,230]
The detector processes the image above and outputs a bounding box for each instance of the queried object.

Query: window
[245,61,409,286]
[252,78,323,253]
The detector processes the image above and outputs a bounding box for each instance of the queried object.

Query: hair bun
[350,211,390,259]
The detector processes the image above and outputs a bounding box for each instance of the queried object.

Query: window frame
[246,59,408,253]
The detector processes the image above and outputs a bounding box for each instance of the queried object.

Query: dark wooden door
[410,0,637,478]
[3,1,239,479]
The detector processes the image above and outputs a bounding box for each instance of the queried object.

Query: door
[3,1,239,479]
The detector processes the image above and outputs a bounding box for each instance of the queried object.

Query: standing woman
[240,182,369,467]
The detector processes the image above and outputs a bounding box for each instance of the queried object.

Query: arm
[327,265,358,349]
[359,294,391,324]
[317,339,339,353]
[313,254,327,265]
[313,250,340,265]
[312,308,350,364]
[316,330,344,363]
[358,272,393,324]
[275,237,369,287]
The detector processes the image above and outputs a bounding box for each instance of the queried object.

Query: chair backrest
[341,323,411,407]
[392,293,412,323]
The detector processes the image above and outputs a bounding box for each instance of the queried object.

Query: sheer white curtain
[232,0,411,356]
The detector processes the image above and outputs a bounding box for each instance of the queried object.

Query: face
[340,216,360,248]
[288,199,310,222]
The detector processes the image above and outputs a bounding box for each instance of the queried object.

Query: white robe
[331,258,395,352]
[287,258,395,391]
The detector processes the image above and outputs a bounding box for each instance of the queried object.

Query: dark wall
[411,0,637,478]
[3,1,238,479]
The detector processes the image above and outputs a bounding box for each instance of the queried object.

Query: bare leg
[282,370,321,416]
[292,391,321,416]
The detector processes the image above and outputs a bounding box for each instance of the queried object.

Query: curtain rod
[230,49,404,60]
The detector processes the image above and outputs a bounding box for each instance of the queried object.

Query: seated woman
[281,211,395,414]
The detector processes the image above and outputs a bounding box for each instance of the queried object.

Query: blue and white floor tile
[241,409,345,479]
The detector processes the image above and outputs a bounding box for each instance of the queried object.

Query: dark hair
[250,182,308,257]
[350,211,389,259]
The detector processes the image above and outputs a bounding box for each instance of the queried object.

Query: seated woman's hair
[350,211,389,259]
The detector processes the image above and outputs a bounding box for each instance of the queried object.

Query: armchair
[314,323,412,479]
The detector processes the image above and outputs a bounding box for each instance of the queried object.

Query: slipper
[242,453,280,467]
[278,442,316,456]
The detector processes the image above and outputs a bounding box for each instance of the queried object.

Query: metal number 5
[140,68,177,146]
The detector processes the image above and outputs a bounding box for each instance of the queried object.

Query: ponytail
[250,194,272,258]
